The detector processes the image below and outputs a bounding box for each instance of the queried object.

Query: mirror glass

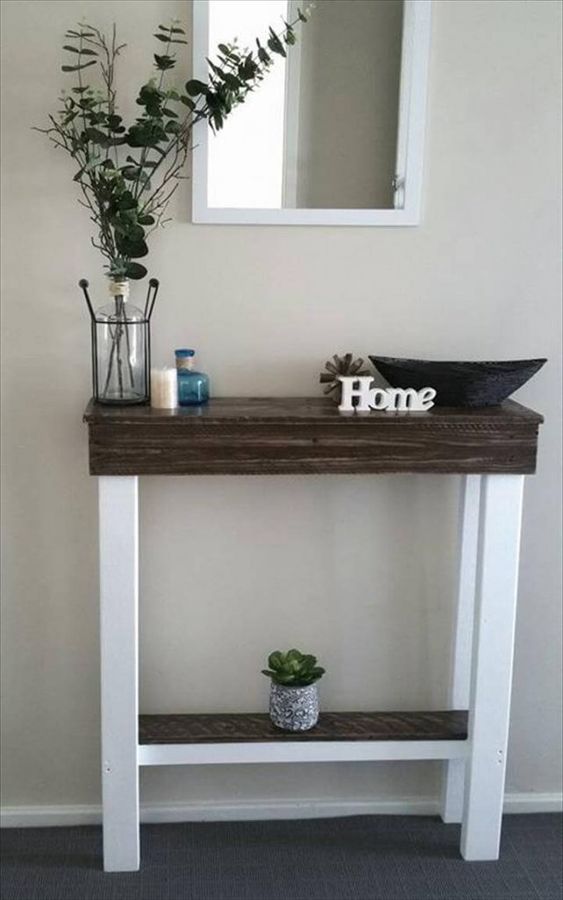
[206,0,404,211]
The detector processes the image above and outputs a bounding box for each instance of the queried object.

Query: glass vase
[175,349,210,406]
[80,277,159,406]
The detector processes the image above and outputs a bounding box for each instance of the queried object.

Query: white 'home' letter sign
[338,377,437,414]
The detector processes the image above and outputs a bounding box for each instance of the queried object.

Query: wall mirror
[192,0,431,226]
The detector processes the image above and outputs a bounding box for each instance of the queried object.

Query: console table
[84,397,543,871]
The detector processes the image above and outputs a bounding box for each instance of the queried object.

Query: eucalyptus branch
[140,132,186,214]
[37,10,311,281]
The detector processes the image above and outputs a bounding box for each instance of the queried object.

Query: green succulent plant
[262,649,325,688]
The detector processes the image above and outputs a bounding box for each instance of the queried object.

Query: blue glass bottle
[175,349,210,406]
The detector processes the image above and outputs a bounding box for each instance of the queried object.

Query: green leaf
[140,83,162,98]
[268,651,284,670]
[123,224,145,241]
[186,79,207,96]
[128,239,149,258]
[267,28,286,57]
[63,45,98,56]
[61,60,97,72]
[180,96,196,110]
[115,233,148,258]
[127,121,167,148]
[219,72,241,90]
[83,126,109,144]
[138,84,164,106]
[153,33,171,43]
[125,262,148,280]
[154,54,176,71]
[157,24,184,34]
[300,655,317,670]
[297,9,308,23]
[211,111,223,131]
[275,673,296,685]
[121,165,139,180]
[267,38,286,58]
[118,191,137,210]
[221,48,240,63]
[87,111,106,125]
[137,214,155,225]
[237,55,259,80]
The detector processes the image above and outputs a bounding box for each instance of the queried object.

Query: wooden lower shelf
[138,710,468,745]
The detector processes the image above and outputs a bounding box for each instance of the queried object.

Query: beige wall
[296,0,403,209]
[1,0,561,816]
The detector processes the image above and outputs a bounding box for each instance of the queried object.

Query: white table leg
[99,476,140,872]
[461,474,525,860]
[441,475,481,823]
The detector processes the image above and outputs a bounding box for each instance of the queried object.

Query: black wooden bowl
[369,356,547,407]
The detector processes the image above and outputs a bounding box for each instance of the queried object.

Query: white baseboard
[1,792,561,828]
[503,792,563,814]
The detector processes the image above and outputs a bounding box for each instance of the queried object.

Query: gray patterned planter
[269,683,319,732]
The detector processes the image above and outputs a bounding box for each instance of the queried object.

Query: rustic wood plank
[84,397,542,424]
[84,398,543,476]
[138,711,468,744]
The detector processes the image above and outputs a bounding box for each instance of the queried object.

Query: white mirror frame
[192,0,431,226]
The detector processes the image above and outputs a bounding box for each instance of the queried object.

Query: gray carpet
[1,814,561,900]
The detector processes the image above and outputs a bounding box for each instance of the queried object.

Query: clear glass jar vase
[80,277,159,406]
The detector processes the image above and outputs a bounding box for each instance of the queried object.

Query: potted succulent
[262,649,325,732]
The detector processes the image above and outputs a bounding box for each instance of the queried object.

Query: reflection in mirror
[193,0,431,225]
[207,0,404,210]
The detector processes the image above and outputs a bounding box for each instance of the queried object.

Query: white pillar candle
[150,367,178,409]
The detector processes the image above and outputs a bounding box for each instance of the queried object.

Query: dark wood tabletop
[84,397,543,476]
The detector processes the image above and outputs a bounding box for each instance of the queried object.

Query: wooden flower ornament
[319,353,371,403]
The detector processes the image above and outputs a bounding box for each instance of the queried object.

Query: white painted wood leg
[99,476,140,872]
[461,474,525,860]
[441,475,481,823]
